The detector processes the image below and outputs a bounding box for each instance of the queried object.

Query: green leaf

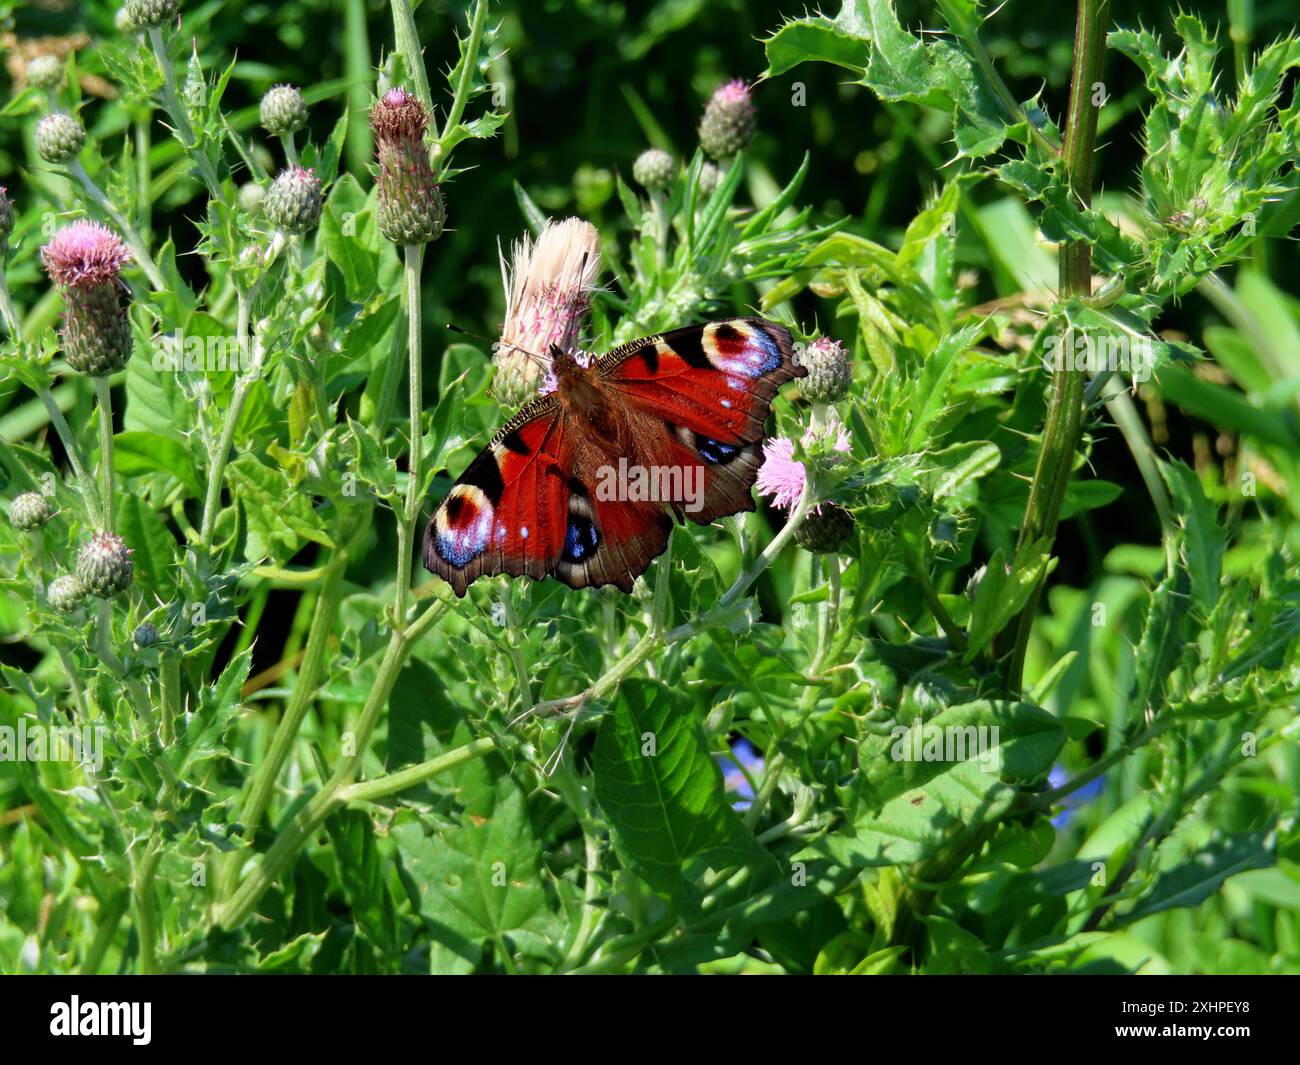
[116,494,179,601]
[114,430,202,499]
[593,679,768,899]
[964,537,1054,662]
[176,646,251,775]
[804,699,1064,870]
[1125,830,1275,922]
[393,777,556,974]
[226,453,334,563]
[1162,461,1224,614]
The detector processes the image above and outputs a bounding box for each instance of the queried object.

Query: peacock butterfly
[423,317,805,596]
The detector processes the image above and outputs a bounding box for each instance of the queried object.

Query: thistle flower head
[35,111,86,165]
[43,222,135,376]
[133,621,159,648]
[794,501,855,554]
[755,437,806,511]
[632,148,675,193]
[77,531,134,598]
[492,217,602,408]
[796,337,852,403]
[27,55,64,91]
[125,0,181,30]
[41,221,131,288]
[699,78,756,160]
[9,492,52,531]
[264,166,323,234]
[260,83,308,136]
[46,574,86,613]
[698,160,721,197]
[370,88,443,246]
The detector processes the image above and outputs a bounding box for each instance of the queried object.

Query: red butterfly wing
[423,397,571,597]
[599,317,804,523]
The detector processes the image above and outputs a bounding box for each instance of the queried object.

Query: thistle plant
[0,0,1297,983]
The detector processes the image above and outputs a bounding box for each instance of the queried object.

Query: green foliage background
[0,0,1297,974]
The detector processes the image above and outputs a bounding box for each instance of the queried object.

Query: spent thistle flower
[699,79,756,160]
[77,531,134,598]
[46,574,86,613]
[9,492,53,530]
[370,88,445,246]
[42,221,134,377]
[264,166,322,234]
[27,55,65,91]
[632,148,675,193]
[492,217,602,408]
[260,84,308,136]
[125,0,181,30]
[35,112,86,165]
[796,337,852,403]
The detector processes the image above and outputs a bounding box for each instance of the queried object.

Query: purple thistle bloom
[755,437,805,511]
[41,221,131,288]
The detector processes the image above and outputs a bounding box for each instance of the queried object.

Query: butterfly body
[424,317,804,596]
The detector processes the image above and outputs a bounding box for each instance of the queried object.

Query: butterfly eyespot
[704,321,781,378]
[563,514,601,562]
[434,485,494,567]
[697,437,741,464]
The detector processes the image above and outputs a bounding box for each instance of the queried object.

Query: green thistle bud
[238,182,266,215]
[794,502,855,554]
[371,88,445,246]
[699,79,756,160]
[133,622,159,648]
[260,84,308,136]
[77,531,134,598]
[796,337,852,403]
[632,148,675,193]
[10,492,53,530]
[47,574,86,613]
[35,112,86,165]
[0,186,13,256]
[28,55,64,91]
[698,161,721,197]
[125,0,180,30]
[42,222,134,377]
[265,167,322,234]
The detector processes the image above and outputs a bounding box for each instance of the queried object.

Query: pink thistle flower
[700,78,757,159]
[370,86,443,246]
[755,437,805,511]
[41,221,131,288]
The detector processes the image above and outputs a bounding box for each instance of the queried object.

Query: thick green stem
[93,377,116,534]
[132,842,163,974]
[199,286,261,547]
[83,890,129,974]
[146,28,223,198]
[395,244,424,627]
[235,560,345,837]
[1006,0,1110,693]
[39,387,103,525]
[340,737,496,804]
[389,0,435,119]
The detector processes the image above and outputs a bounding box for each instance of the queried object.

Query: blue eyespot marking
[563,515,600,562]
[698,437,741,464]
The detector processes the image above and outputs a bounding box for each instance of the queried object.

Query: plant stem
[434,0,491,167]
[234,560,345,837]
[390,0,435,120]
[82,890,128,974]
[132,841,163,974]
[93,378,116,533]
[39,387,103,525]
[146,28,223,198]
[1005,0,1110,693]
[340,737,496,803]
[215,601,448,929]
[199,285,261,547]
[67,161,165,291]
[279,132,299,168]
[394,244,423,628]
